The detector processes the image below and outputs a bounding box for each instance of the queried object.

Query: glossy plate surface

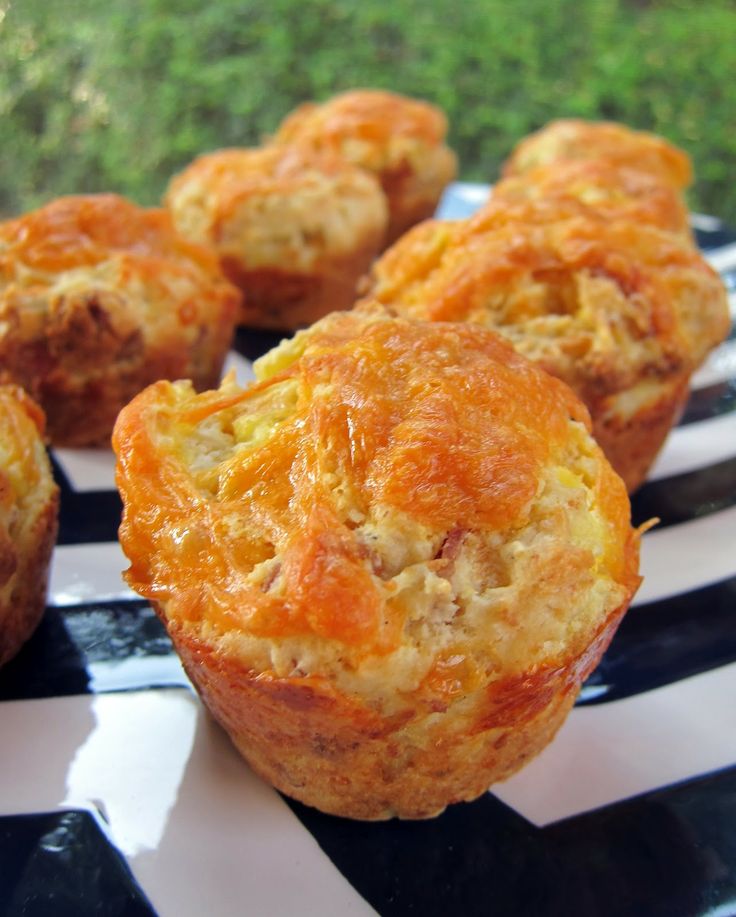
[1,183,735,917]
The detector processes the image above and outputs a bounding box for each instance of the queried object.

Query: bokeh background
[2,0,735,223]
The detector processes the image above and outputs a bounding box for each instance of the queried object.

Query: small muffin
[493,159,692,239]
[0,194,240,447]
[114,307,641,820]
[271,89,458,244]
[502,118,693,191]
[0,386,59,667]
[165,145,388,331]
[364,198,730,491]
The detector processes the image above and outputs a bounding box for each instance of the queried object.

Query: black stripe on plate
[234,326,287,363]
[579,575,736,706]
[695,221,734,250]
[0,601,181,702]
[679,377,736,426]
[0,810,156,916]
[50,454,122,545]
[630,455,736,530]
[288,764,736,917]
[2,577,733,707]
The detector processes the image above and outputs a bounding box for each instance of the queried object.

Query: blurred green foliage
[2,0,735,222]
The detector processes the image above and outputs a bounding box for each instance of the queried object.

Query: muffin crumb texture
[271,89,458,244]
[0,194,240,446]
[165,145,389,330]
[115,309,641,819]
[363,191,729,491]
[0,385,59,666]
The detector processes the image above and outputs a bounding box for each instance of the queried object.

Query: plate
[1,183,735,917]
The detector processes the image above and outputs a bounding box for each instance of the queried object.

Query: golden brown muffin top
[502,118,693,190]
[0,193,240,358]
[493,158,691,237]
[271,90,457,245]
[0,193,228,284]
[272,89,452,164]
[166,144,378,210]
[366,198,729,401]
[165,144,388,270]
[115,307,640,694]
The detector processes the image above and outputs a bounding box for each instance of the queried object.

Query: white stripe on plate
[49,542,134,606]
[0,690,377,917]
[634,504,736,606]
[691,212,726,233]
[86,653,190,694]
[648,411,736,481]
[690,337,736,390]
[444,180,493,204]
[222,349,255,384]
[54,447,118,493]
[493,660,736,827]
[706,241,736,274]
[435,182,492,220]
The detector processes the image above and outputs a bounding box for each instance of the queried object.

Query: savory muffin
[0,386,59,667]
[493,158,692,238]
[0,194,240,447]
[165,144,388,330]
[364,198,730,491]
[271,89,458,244]
[114,307,641,820]
[501,118,693,191]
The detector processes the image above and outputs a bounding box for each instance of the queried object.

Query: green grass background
[2,0,735,223]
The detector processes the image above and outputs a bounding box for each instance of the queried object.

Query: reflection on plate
[1,184,735,917]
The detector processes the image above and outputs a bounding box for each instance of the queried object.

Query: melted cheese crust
[365,198,729,490]
[502,118,693,189]
[369,199,728,374]
[274,90,451,164]
[0,194,240,445]
[165,144,388,273]
[115,309,640,703]
[272,89,457,241]
[494,159,691,238]
[0,193,230,282]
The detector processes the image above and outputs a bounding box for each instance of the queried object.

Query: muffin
[363,198,730,491]
[114,307,641,820]
[501,118,693,190]
[0,386,59,667]
[493,158,692,239]
[271,89,458,244]
[0,194,240,447]
[164,144,388,331]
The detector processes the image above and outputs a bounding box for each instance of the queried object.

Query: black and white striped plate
[1,184,734,917]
